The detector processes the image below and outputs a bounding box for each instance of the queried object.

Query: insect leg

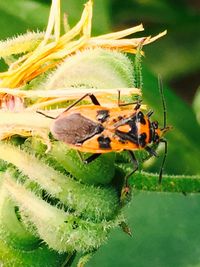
[125,150,139,187]
[145,146,158,157]
[88,94,101,105]
[37,93,101,118]
[147,110,154,118]
[62,93,101,114]
[142,144,159,163]
[158,139,168,183]
[117,90,121,106]
[36,94,95,119]
[77,152,102,164]
[120,150,138,202]
[134,101,142,111]
[117,90,142,108]
[84,153,102,164]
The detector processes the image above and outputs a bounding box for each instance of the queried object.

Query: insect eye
[152,121,158,129]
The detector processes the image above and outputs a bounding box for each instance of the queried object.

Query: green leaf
[61,0,111,34]
[193,88,200,125]
[110,0,200,81]
[141,66,200,176]
[81,192,200,267]
[0,1,49,38]
[0,0,110,40]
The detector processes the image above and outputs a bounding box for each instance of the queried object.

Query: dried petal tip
[0,94,24,112]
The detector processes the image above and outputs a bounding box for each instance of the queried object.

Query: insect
[37,80,170,191]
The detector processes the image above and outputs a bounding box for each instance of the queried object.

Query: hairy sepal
[0,142,119,222]
[44,48,134,90]
[4,175,120,253]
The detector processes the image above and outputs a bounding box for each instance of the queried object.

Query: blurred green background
[0,0,200,266]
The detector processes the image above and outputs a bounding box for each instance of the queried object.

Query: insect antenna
[158,75,167,129]
[157,75,170,183]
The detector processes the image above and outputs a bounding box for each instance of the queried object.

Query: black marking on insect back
[114,114,137,132]
[115,130,138,144]
[96,109,110,123]
[127,117,137,136]
[97,135,111,149]
[115,115,139,144]
[137,111,146,125]
[52,113,104,145]
[139,132,147,147]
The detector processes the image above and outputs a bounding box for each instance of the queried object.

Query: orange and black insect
[37,80,170,186]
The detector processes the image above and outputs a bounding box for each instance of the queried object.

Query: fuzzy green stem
[0,174,67,266]
[0,185,40,251]
[0,142,119,221]
[127,169,200,193]
[3,174,120,253]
